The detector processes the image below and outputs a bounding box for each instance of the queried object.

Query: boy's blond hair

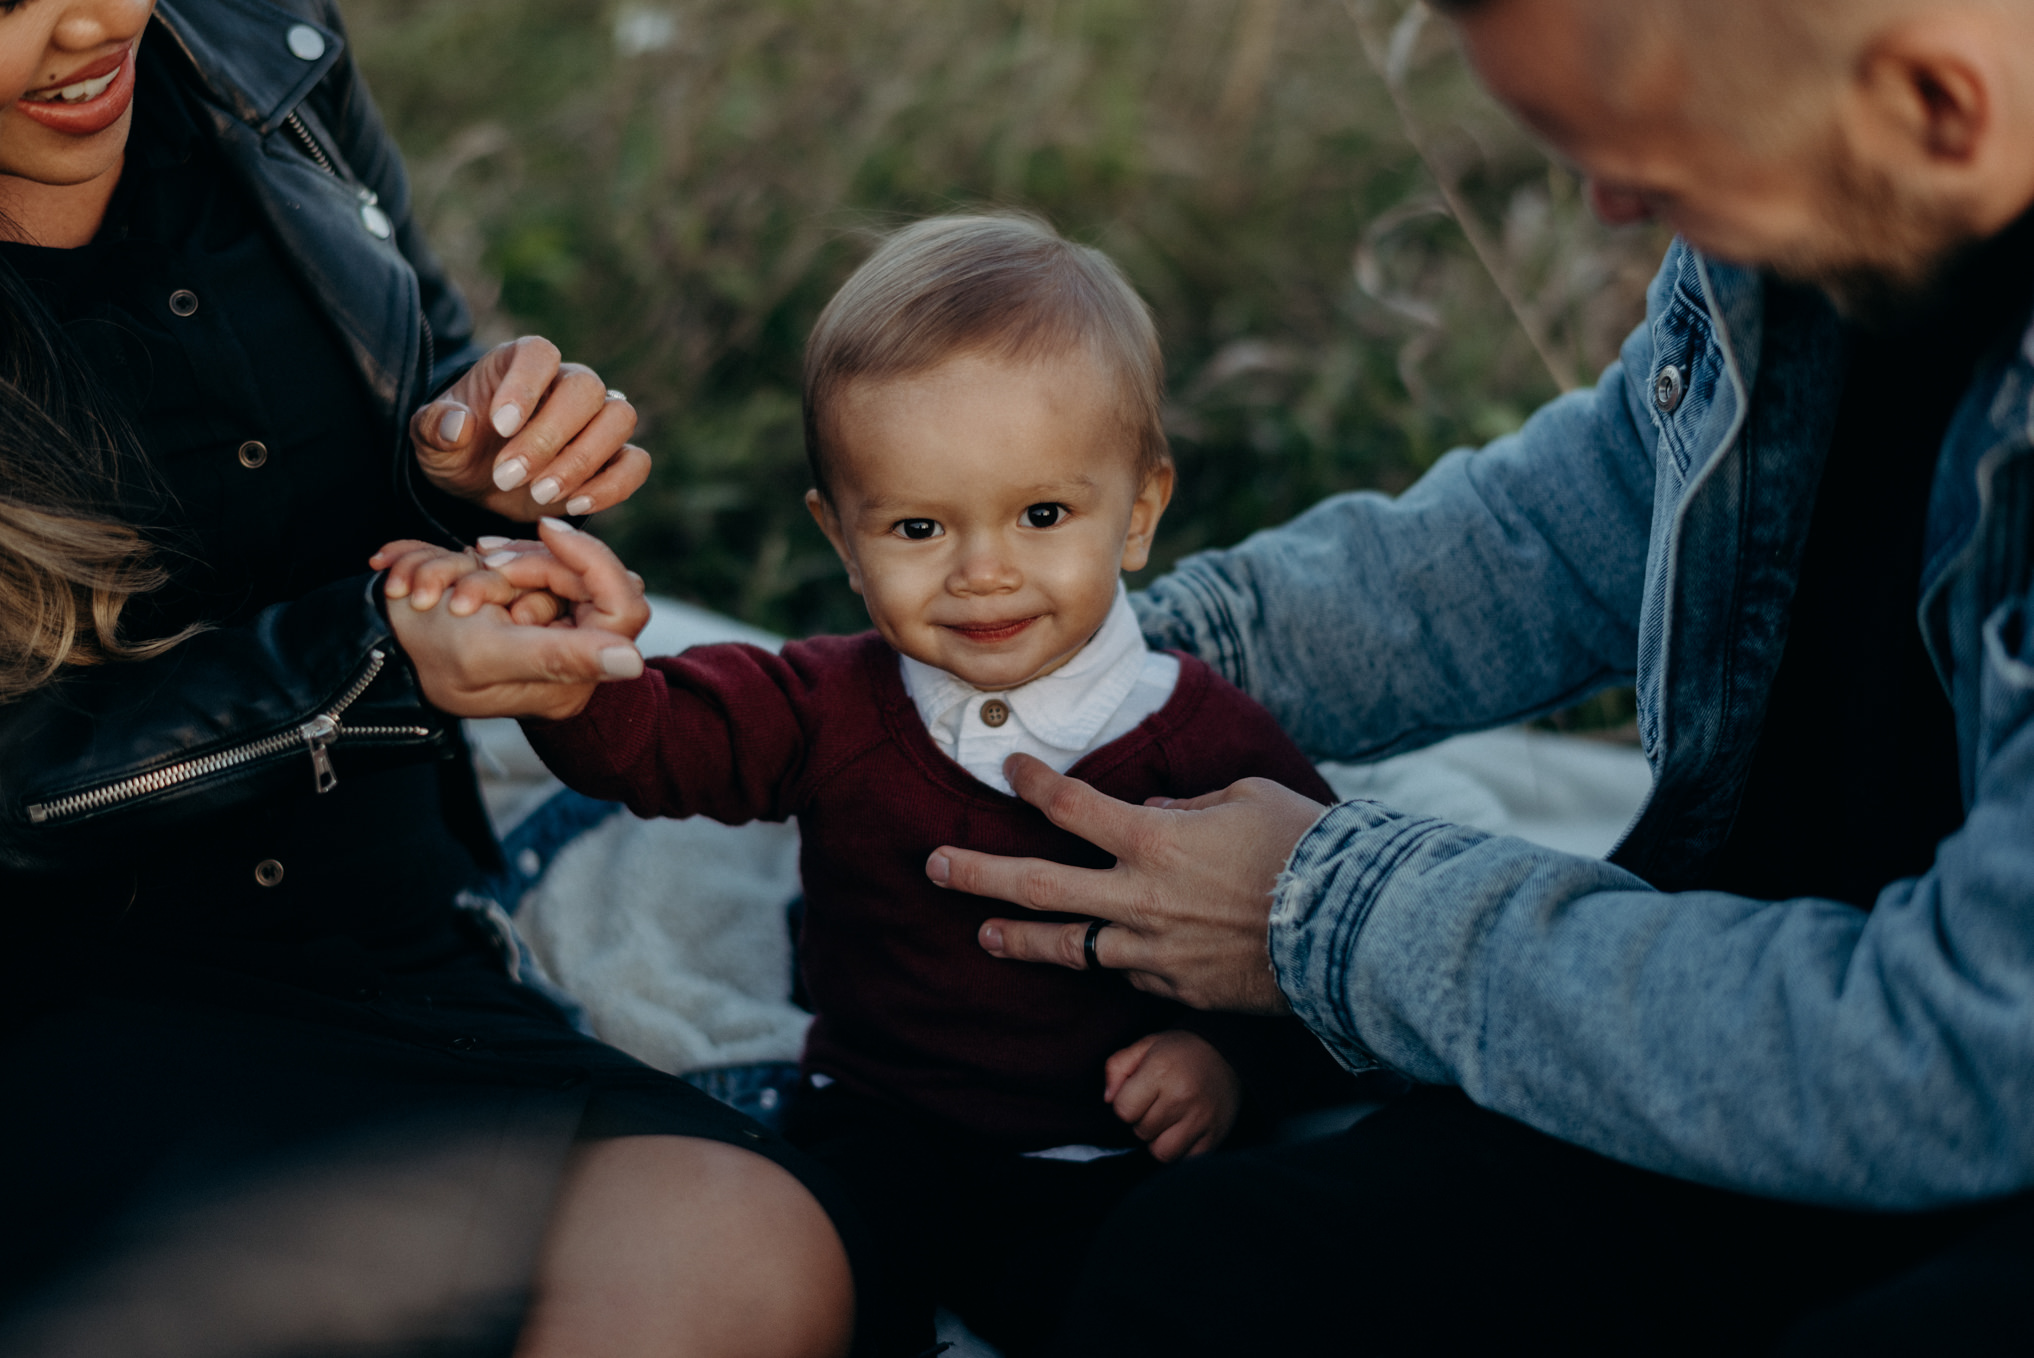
[802,214,1169,498]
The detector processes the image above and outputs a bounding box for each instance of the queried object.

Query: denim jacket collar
[1613,247,2034,884]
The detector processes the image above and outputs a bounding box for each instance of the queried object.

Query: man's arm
[1137,255,1674,762]
[958,712,2034,1211]
[1274,621,2034,1208]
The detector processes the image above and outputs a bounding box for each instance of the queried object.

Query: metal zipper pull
[301,714,340,794]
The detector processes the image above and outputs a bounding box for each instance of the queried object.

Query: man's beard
[1762,138,1988,330]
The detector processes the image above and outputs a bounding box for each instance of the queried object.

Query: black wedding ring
[1083,918,1107,971]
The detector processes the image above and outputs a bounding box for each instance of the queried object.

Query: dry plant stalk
[1344,0,1581,392]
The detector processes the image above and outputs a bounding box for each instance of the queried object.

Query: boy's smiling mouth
[942,617,1039,644]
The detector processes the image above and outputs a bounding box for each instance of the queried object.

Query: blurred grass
[341,0,1668,640]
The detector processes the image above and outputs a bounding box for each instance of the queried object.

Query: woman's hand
[1104,1030,1242,1162]
[410,337,650,521]
[376,520,653,721]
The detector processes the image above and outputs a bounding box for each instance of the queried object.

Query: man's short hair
[802,214,1169,499]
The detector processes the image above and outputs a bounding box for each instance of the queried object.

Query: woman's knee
[519,1134,854,1358]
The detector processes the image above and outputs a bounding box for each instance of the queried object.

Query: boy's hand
[373,538,567,626]
[375,520,653,721]
[1104,1029,1241,1163]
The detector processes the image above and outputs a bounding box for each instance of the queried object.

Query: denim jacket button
[253,858,285,887]
[1653,364,1685,414]
[237,440,268,469]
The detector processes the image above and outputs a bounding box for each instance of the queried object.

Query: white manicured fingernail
[565,496,595,516]
[437,407,468,443]
[483,551,517,568]
[600,645,643,678]
[539,516,575,533]
[492,458,528,492]
[475,535,510,550]
[492,402,523,437]
[530,477,562,505]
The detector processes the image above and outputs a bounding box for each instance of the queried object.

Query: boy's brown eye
[896,519,941,540]
[1024,504,1066,528]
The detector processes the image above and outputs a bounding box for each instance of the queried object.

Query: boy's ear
[1119,463,1175,574]
[805,488,865,595]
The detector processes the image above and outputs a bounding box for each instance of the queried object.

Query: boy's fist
[1104,1029,1241,1163]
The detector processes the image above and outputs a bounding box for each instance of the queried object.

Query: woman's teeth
[26,70,118,104]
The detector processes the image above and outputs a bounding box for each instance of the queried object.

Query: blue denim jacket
[1137,240,2034,1210]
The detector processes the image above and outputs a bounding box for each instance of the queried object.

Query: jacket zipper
[283,110,337,177]
[284,109,388,224]
[24,649,433,825]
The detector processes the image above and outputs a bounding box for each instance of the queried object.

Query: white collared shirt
[900,584,1180,795]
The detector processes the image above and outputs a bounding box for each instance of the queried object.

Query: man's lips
[15,44,137,137]
[942,617,1039,644]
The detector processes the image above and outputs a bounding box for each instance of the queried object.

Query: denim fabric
[1139,241,2034,1209]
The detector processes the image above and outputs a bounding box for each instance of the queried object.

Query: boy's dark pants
[786,1082,1156,1358]
[1047,1085,2034,1356]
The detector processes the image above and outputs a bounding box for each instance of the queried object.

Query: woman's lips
[943,617,1038,644]
[15,44,137,137]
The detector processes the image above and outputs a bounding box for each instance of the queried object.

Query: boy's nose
[948,542,1021,595]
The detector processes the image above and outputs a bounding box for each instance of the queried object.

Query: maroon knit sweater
[524,632,1335,1147]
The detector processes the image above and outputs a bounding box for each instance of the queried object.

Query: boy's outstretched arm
[374,519,651,721]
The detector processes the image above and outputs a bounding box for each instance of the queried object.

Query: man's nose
[1587,179,1658,226]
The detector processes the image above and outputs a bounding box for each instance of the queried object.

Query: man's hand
[1105,1030,1241,1162]
[932,754,1330,1013]
[410,337,650,520]
[379,520,652,721]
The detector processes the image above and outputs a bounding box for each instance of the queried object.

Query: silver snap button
[254,858,285,887]
[286,24,326,61]
[237,440,268,469]
[980,698,1010,728]
[359,202,393,239]
[1652,364,1685,414]
[168,289,199,317]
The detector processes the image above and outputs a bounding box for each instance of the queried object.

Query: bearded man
[932,0,2034,1350]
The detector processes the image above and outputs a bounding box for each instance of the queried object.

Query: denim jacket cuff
[1269,798,1446,1076]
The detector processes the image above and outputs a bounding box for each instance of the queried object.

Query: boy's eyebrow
[852,475,1101,516]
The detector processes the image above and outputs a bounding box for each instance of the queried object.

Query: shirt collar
[900,583,1150,752]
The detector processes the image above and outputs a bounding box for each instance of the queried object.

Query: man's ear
[1119,462,1176,574]
[1855,24,1989,166]
[805,488,864,596]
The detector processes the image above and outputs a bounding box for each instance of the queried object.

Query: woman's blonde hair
[0,266,192,703]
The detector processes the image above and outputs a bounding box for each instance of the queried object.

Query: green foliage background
[341,0,1667,647]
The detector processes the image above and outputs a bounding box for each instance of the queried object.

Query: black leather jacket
[0,0,494,875]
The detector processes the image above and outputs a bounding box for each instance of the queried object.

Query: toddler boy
[384,215,1336,1356]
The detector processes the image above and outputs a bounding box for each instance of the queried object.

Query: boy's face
[808,350,1172,692]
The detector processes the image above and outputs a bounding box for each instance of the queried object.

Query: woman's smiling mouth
[15,45,137,136]
[942,617,1039,644]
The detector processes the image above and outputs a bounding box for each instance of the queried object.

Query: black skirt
[0,912,875,1356]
